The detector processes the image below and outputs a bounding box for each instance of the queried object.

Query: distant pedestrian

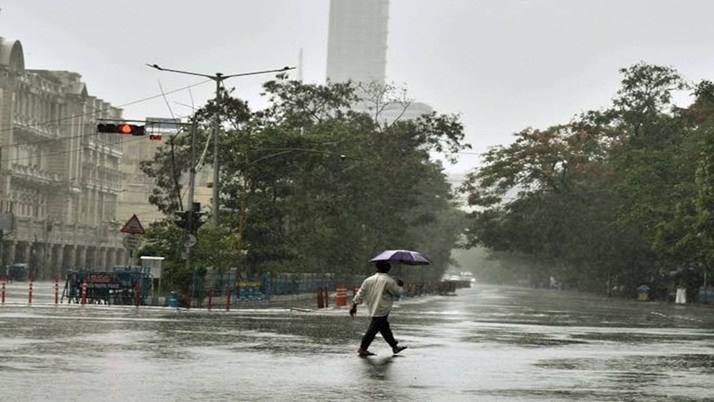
[349,261,408,357]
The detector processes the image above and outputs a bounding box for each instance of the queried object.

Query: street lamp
[146,63,295,225]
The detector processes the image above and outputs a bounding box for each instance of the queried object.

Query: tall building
[0,36,128,279]
[326,0,390,85]
[326,0,433,124]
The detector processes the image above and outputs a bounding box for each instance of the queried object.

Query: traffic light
[173,203,206,235]
[174,210,191,231]
[189,202,207,234]
[97,123,146,136]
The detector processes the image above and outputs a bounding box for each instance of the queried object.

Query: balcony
[13,114,60,139]
[85,136,122,157]
[11,218,124,248]
[9,163,63,185]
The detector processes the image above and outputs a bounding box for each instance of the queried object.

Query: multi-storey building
[326,0,433,123]
[117,127,166,226]
[0,36,128,279]
[326,0,390,85]
[116,121,213,229]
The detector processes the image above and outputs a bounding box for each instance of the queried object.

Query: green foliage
[140,77,469,282]
[136,219,186,292]
[461,63,713,295]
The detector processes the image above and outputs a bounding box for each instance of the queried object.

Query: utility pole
[187,118,197,217]
[146,64,295,225]
[143,117,201,284]
[186,119,197,275]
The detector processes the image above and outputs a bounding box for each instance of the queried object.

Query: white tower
[326,0,390,85]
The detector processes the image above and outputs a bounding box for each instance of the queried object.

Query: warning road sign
[120,214,145,235]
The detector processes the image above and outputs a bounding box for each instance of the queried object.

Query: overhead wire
[4,78,211,217]
[3,130,147,165]
[8,77,479,210]
[2,77,213,151]
[2,132,166,164]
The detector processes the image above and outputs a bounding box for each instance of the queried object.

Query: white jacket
[353,272,403,317]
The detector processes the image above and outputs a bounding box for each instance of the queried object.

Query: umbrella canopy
[369,249,432,266]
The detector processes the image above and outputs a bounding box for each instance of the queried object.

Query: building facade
[326,0,390,85]
[0,37,128,280]
[116,121,213,230]
[326,0,433,123]
[117,126,166,227]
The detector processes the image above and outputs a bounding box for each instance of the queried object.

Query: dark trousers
[360,315,398,350]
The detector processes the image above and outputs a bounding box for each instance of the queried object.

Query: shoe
[392,345,407,355]
[357,348,376,357]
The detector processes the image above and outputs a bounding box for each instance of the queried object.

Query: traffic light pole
[146,64,295,226]
[188,118,197,219]
[186,119,197,284]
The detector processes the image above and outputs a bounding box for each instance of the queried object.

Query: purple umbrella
[369,249,432,265]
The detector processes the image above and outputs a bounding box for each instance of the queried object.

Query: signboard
[145,117,183,134]
[120,214,145,235]
[140,256,165,279]
[64,270,152,305]
[84,272,122,289]
[122,235,143,250]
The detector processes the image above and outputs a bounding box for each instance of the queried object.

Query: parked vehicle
[4,263,29,282]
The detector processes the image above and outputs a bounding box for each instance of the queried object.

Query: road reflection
[361,355,396,381]
[1,284,712,401]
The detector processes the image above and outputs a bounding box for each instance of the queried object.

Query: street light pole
[146,64,295,225]
[211,78,221,226]
[188,118,198,214]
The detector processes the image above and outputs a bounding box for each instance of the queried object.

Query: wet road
[1,283,713,401]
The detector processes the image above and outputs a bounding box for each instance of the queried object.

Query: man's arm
[350,282,367,317]
[386,278,405,296]
[353,284,365,305]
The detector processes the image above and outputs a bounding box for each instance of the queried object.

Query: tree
[140,76,470,281]
[136,219,187,292]
[460,63,708,296]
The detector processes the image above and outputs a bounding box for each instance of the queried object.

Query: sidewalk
[256,293,317,309]
[195,292,321,310]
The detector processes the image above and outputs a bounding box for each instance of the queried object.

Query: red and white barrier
[336,286,347,307]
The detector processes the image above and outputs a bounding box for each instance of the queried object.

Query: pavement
[0,280,336,311]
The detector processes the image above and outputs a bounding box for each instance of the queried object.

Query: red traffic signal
[117,124,134,134]
[97,123,146,136]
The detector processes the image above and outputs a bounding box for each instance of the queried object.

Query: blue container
[168,291,179,308]
[697,286,714,304]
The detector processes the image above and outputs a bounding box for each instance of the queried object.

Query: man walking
[349,261,408,357]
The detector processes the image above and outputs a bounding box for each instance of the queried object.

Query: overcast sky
[4,0,714,173]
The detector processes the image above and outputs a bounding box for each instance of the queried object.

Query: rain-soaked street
[1,282,713,401]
